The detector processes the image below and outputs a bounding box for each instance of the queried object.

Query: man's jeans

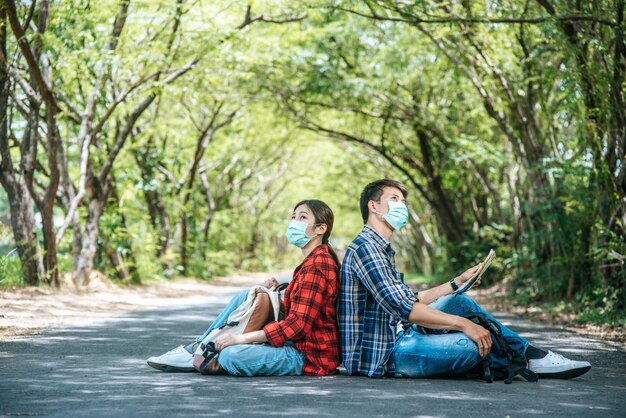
[194,288,305,377]
[387,293,529,378]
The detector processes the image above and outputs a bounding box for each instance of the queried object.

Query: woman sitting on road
[147,199,342,376]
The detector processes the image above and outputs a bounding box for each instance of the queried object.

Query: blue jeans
[387,294,529,378]
[194,288,305,376]
[218,342,305,376]
[195,289,250,343]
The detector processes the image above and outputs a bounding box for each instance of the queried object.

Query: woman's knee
[217,345,244,375]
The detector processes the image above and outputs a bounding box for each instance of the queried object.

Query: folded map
[453,249,496,295]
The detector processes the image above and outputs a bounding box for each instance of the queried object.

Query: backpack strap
[486,324,538,384]
[517,368,539,383]
[482,359,493,383]
[194,341,226,375]
[467,314,538,384]
[217,321,240,330]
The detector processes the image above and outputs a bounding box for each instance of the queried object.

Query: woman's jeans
[387,293,529,378]
[193,288,305,377]
[195,289,250,343]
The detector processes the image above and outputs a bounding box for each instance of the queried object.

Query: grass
[535,300,626,327]
[0,254,24,287]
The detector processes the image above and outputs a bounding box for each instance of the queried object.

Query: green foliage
[404,273,448,286]
[0,221,21,286]
[447,224,513,287]
[0,255,24,287]
[0,223,24,287]
[0,189,9,226]
[1,0,624,325]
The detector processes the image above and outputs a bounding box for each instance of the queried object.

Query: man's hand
[214,334,244,351]
[460,318,492,357]
[263,277,280,289]
[455,263,482,288]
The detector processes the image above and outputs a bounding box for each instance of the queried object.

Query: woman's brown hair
[293,199,341,269]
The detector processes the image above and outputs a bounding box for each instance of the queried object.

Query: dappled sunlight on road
[1,298,625,417]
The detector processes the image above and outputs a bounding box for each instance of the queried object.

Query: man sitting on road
[338,178,591,379]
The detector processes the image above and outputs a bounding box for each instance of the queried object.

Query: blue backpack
[465,313,538,384]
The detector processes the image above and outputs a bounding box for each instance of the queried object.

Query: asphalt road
[1,287,625,418]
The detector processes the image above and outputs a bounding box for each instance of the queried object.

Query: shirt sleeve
[263,264,328,347]
[353,242,417,321]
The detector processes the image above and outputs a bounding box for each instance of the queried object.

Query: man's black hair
[359,179,408,223]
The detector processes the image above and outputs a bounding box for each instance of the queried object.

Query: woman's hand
[263,277,279,289]
[455,263,482,288]
[214,334,244,351]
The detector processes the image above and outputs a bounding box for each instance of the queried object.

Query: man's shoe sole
[147,360,196,372]
[536,365,591,379]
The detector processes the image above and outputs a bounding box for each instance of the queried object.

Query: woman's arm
[262,266,329,346]
[214,330,268,351]
[214,268,327,350]
[214,259,333,350]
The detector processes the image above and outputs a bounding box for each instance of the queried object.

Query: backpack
[193,284,287,374]
[465,313,538,384]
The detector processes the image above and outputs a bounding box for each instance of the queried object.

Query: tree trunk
[180,211,189,275]
[0,5,44,285]
[134,145,172,268]
[73,178,108,286]
[107,178,140,283]
[0,177,44,284]
[505,139,522,250]
[40,201,59,286]
[5,0,61,287]
[141,183,171,266]
[416,128,464,241]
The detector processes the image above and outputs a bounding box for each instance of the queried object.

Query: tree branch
[237,4,307,29]
[336,6,617,27]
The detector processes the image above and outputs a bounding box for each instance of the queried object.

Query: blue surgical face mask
[383,201,409,230]
[285,220,317,248]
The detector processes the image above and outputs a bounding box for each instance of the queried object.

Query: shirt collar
[295,244,328,272]
[361,225,394,254]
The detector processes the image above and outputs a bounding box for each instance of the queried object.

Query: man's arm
[353,243,417,320]
[416,263,481,305]
[353,244,492,356]
[407,302,492,357]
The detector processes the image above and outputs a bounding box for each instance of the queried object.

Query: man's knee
[453,338,484,372]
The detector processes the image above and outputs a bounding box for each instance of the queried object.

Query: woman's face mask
[381,200,409,230]
[285,220,317,248]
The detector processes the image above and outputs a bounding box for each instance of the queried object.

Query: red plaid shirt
[263,244,341,376]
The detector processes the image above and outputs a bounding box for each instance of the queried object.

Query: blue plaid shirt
[338,225,418,378]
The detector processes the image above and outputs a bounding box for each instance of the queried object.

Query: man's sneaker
[147,345,195,372]
[527,350,591,379]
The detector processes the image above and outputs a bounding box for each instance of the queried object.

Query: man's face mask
[285,220,318,248]
[381,200,409,230]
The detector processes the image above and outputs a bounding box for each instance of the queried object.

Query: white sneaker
[147,345,195,372]
[527,350,591,379]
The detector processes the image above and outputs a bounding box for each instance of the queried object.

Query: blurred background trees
[0,0,624,324]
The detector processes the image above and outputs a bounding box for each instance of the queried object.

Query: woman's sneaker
[147,345,195,372]
[527,350,591,379]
